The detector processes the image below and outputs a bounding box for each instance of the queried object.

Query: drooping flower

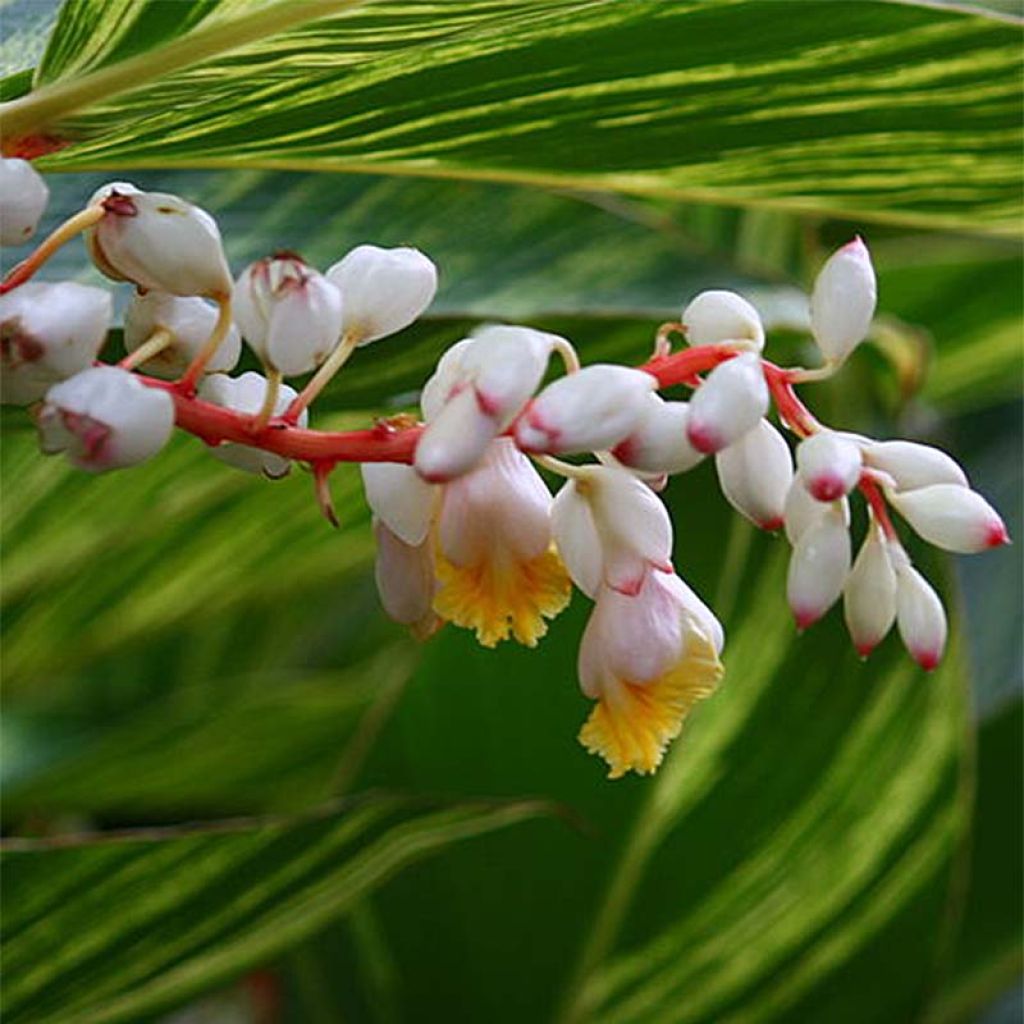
[198,372,307,478]
[786,498,851,628]
[891,553,947,671]
[888,483,1009,553]
[1,281,111,405]
[715,417,792,530]
[577,568,723,778]
[432,438,570,646]
[686,352,768,454]
[861,440,967,491]
[86,183,232,299]
[124,292,241,379]
[611,395,704,475]
[0,157,49,246]
[843,520,898,657]
[326,244,437,345]
[37,365,174,472]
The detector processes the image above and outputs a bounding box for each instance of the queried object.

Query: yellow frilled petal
[579,629,723,779]
[433,545,571,648]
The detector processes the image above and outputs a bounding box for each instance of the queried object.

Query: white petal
[551,480,603,598]
[784,478,850,545]
[843,524,897,656]
[682,289,764,350]
[327,244,437,344]
[613,396,704,475]
[360,462,437,546]
[786,502,851,627]
[420,337,477,421]
[895,563,947,670]
[810,237,876,364]
[373,520,437,628]
[686,353,768,454]
[0,158,49,245]
[414,386,497,482]
[889,484,1009,553]
[715,418,792,529]
[796,430,863,501]
[515,365,656,454]
[862,440,968,491]
[663,572,725,655]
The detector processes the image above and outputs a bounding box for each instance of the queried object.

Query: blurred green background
[1,2,1021,1022]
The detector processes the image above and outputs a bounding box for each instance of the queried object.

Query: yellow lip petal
[579,629,723,778]
[433,545,571,648]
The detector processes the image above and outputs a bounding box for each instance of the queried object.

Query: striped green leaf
[2,1,1021,234]
[1,796,548,1024]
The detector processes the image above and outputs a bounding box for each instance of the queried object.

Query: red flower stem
[858,473,899,541]
[132,344,824,470]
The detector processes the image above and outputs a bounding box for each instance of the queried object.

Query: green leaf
[5,1,1022,234]
[0,796,549,1024]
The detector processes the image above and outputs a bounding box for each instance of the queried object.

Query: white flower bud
[123,292,241,379]
[894,561,946,670]
[784,478,849,545]
[862,440,967,492]
[686,352,768,454]
[1,282,111,405]
[889,483,1009,553]
[796,430,863,501]
[86,185,232,298]
[682,290,764,350]
[419,337,475,421]
[0,157,49,245]
[843,524,897,656]
[37,366,174,472]
[372,519,438,637]
[198,371,307,478]
[611,396,704,475]
[810,237,876,364]
[233,255,343,377]
[515,365,656,454]
[361,462,437,546]
[326,245,437,345]
[715,418,793,530]
[786,501,851,628]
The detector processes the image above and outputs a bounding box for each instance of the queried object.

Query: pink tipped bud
[37,366,174,472]
[810,237,876,364]
[843,524,897,656]
[894,562,946,670]
[686,353,768,454]
[862,440,967,491]
[0,157,49,245]
[515,365,656,455]
[783,479,850,545]
[86,185,232,298]
[234,255,343,377]
[681,290,764,350]
[715,418,793,530]
[786,502,851,628]
[326,244,437,345]
[797,430,863,502]
[612,396,703,475]
[1,282,111,405]
[889,484,1009,554]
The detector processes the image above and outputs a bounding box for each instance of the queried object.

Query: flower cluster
[0,158,1009,779]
